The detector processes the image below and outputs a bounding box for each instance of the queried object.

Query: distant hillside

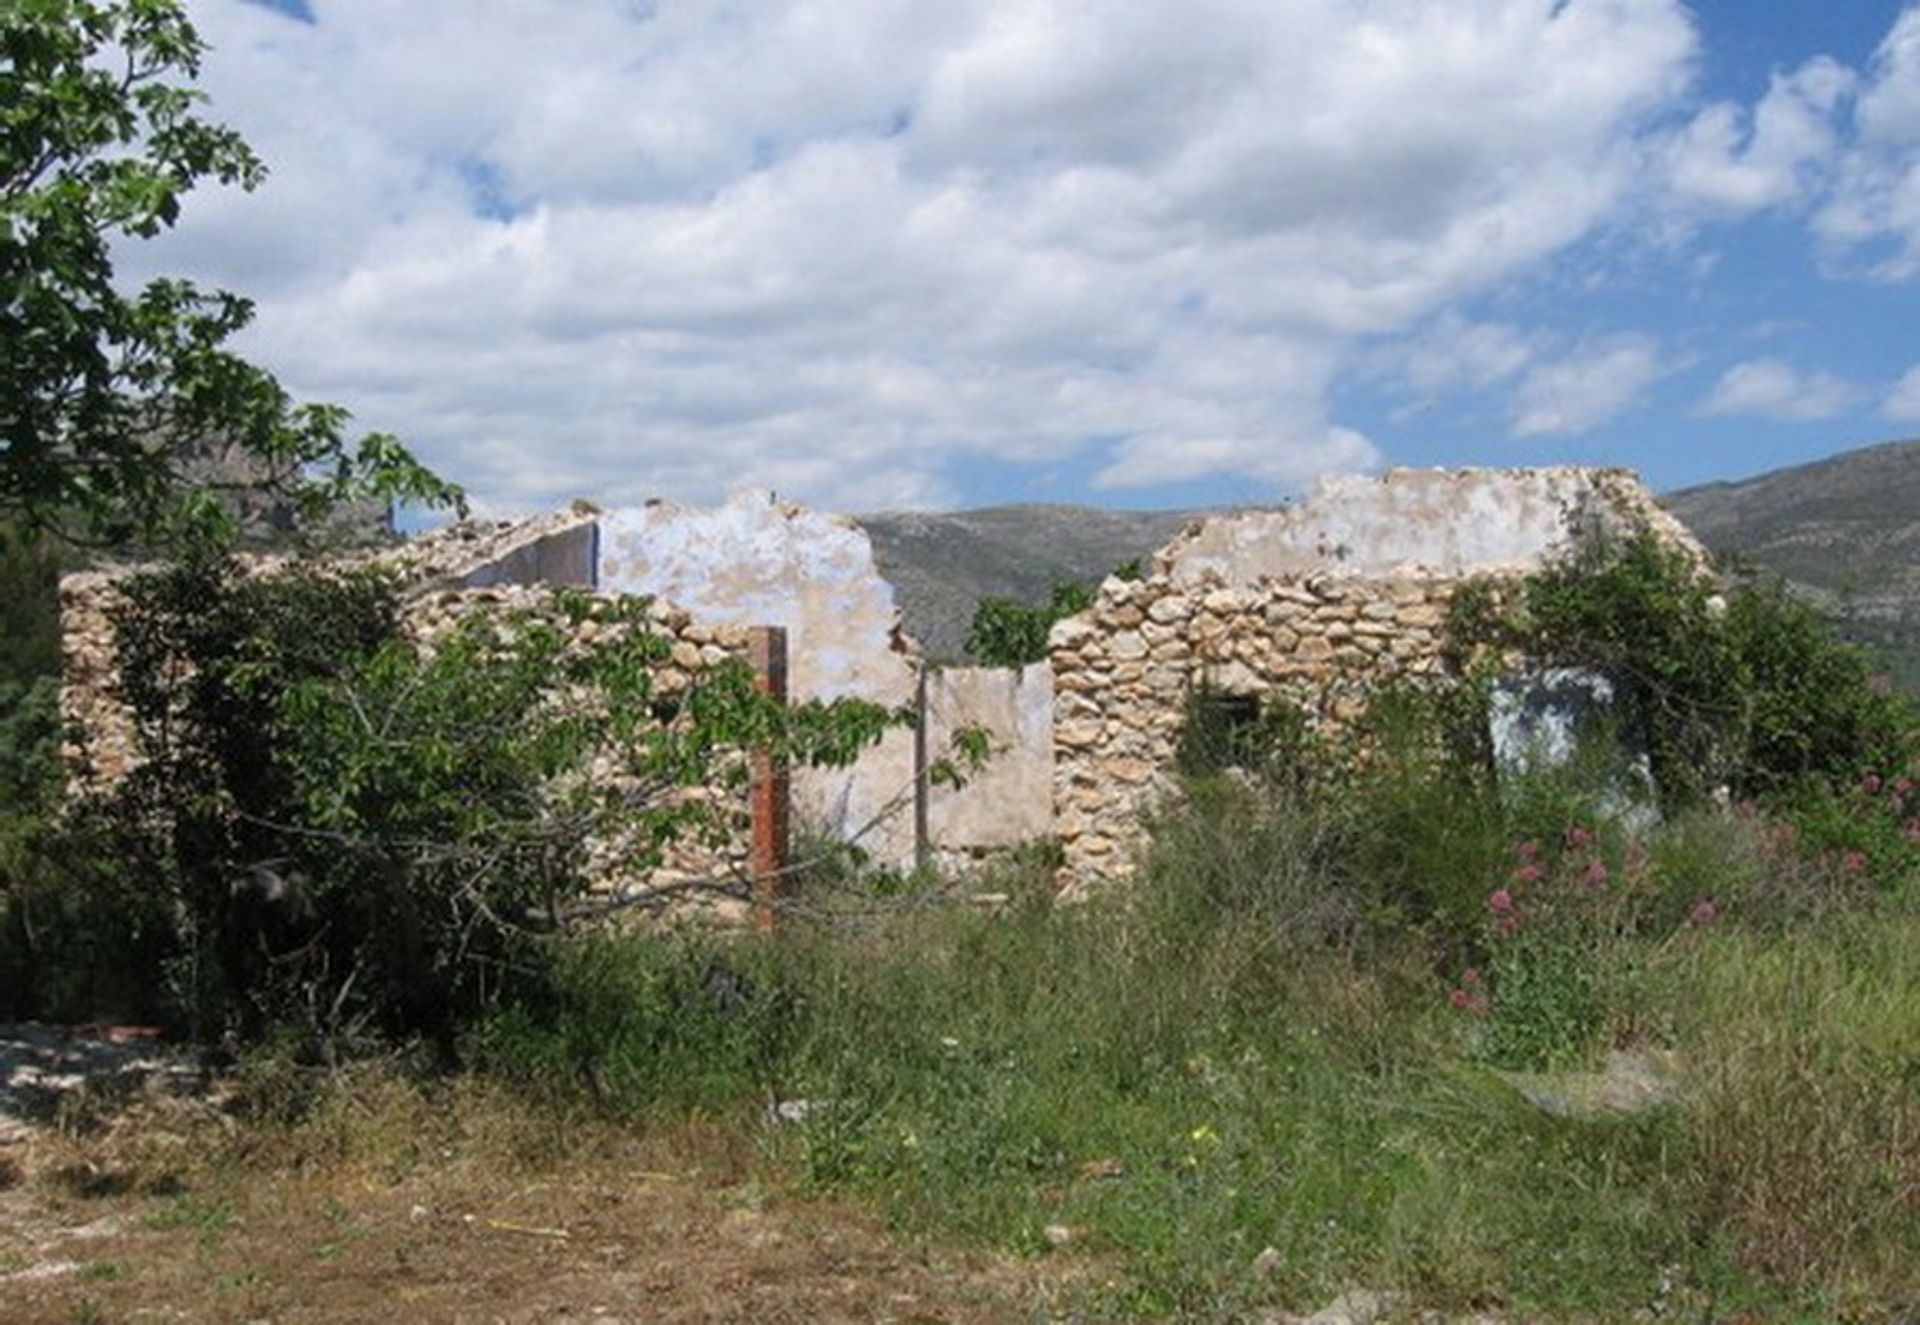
[858,442,1920,675]
[1663,438,1920,683]
[853,505,1211,660]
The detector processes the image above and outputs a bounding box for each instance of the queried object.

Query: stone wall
[1047,467,1708,892]
[62,564,764,916]
[1161,467,1706,585]
[401,584,762,919]
[63,466,1709,903]
[59,507,607,796]
[58,570,138,794]
[1049,570,1459,888]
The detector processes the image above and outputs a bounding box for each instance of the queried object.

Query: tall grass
[471,751,1920,1318]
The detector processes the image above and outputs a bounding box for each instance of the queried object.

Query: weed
[144,1193,238,1245]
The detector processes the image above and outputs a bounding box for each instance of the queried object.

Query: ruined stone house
[60,468,1704,902]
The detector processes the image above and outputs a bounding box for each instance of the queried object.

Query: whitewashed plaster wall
[1162,467,1707,586]
[597,491,922,869]
[923,662,1055,869]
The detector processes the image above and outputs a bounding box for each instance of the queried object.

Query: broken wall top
[1157,467,1708,588]
[597,490,919,702]
[367,503,600,591]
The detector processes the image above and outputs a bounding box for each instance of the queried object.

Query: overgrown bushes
[1450,528,1911,805]
[964,580,1094,666]
[15,555,898,1049]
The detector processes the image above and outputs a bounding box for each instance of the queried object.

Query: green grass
[471,765,1920,1320]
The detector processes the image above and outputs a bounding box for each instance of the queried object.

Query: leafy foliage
[1,0,461,545]
[0,524,63,827]
[1449,528,1913,805]
[83,558,899,1049]
[963,580,1094,666]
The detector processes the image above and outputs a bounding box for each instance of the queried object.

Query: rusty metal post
[913,661,931,873]
[748,627,790,932]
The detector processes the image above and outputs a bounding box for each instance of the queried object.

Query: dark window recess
[1176,691,1265,776]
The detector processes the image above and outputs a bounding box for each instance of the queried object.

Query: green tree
[1448,529,1912,804]
[964,580,1097,666]
[2,0,460,545]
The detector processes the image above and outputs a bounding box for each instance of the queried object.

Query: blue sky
[149,1,1920,513]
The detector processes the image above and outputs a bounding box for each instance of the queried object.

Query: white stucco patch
[1162,467,1706,585]
[597,490,922,866]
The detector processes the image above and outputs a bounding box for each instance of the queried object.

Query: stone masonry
[62,465,1710,907]
[1048,467,1708,890]
[1050,570,1458,884]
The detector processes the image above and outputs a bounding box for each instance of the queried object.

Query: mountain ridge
[856,440,1920,675]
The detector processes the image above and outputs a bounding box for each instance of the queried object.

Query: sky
[131,0,1920,515]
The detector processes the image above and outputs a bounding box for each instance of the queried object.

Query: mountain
[853,504,1212,661]
[1663,438,1920,683]
[859,441,1920,675]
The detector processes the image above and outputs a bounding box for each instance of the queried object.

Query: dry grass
[1,1068,1077,1324]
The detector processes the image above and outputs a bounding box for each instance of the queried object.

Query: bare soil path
[0,1026,1067,1324]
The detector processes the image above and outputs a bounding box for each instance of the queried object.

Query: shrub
[1451,528,1914,808]
[964,581,1094,666]
[82,554,898,1050]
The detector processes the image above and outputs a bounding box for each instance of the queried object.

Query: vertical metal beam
[914,661,931,872]
[748,626,790,932]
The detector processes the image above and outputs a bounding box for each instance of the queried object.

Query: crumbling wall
[1050,571,1457,886]
[597,491,923,870]
[1052,467,1704,891]
[59,507,606,796]
[402,584,760,920]
[58,570,138,794]
[62,563,760,915]
[1160,467,1706,586]
[922,662,1054,873]
[371,504,600,590]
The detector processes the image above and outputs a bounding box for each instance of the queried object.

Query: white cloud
[1699,357,1859,420]
[1664,57,1854,215]
[1388,313,1538,395]
[1886,364,1920,421]
[1510,336,1663,437]
[132,0,1706,511]
[1815,6,1920,278]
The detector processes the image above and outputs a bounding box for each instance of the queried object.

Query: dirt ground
[0,1026,1069,1324]
[1,1159,1065,1324]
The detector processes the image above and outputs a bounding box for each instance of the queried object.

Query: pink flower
[1565,825,1596,849]
[1843,850,1869,874]
[1447,987,1489,1016]
[1487,888,1515,914]
[1687,899,1718,927]
[1511,863,1545,883]
[1862,774,1884,796]
[1869,673,1893,696]
[1583,859,1609,887]
[1461,967,1484,987]
[1496,913,1523,936]
[1512,839,1541,860]
[1903,817,1920,845]
[1733,799,1757,821]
